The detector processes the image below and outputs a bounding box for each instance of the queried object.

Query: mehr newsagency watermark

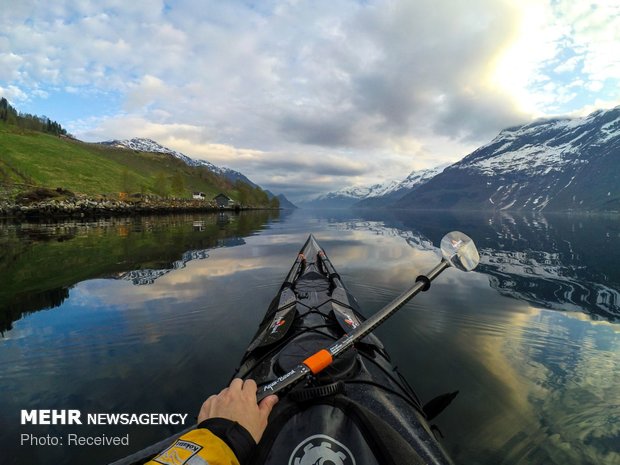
[20,409,188,447]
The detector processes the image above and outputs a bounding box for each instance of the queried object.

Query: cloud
[124,75,171,112]
[553,55,583,74]
[3,1,531,137]
[556,0,620,80]
[504,0,620,115]
[263,0,534,148]
[0,84,27,102]
[77,114,374,198]
[2,0,619,199]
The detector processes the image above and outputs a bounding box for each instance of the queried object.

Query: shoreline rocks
[0,197,260,219]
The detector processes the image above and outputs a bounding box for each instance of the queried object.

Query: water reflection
[320,210,620,464]
[0,209,618,465]
[347,210,620,322]
[0,211,279,333]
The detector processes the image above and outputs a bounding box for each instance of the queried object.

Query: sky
[1,0,619,201]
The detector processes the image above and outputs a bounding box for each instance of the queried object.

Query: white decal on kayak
[263,369,296,391]
[289,434,355,465]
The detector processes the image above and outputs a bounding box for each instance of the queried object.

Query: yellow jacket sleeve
[145,428,240,465]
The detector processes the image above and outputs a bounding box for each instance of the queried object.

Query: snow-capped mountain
[302,165,447,209]
[354,164,449,208]
[395,106,620,212]
[100,138,258,187]
[394,163,450,191]
[301,183,395,208]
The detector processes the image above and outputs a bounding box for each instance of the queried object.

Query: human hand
[197,378,279,443]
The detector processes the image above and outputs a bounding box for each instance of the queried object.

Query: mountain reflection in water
[347,210,620,322]
[0,211,279,333]
[0,209,618,465]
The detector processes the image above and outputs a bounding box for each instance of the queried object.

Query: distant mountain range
[300,164,448,208]
[100,138,296,208]
[306,106,620,212]
[354,164,449,209]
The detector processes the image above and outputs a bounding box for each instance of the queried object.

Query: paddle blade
[440,231,480,271]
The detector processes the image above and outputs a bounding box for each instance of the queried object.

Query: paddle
[256,231,480,402]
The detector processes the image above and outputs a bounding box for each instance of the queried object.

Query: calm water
[0,209,618,465]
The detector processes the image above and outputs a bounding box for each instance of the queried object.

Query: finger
[197,395,218,423]
[229,378,243,392]
[204,394,217,405]
[258,395,279,417]
[200,394,218,412]
[242,379,257,393]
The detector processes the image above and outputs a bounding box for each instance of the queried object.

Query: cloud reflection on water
[0,211,618,465]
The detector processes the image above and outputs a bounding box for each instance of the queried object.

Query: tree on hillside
[170,172,186,197]
[121,168,137,193]
[0,97,67,135]
[154,172,170,198]
[253,186,269,205]
[46,119,66,136]
[232,180,274,207]
[0,98,18,124]
[235,180,252,206]
[269,197,280,209]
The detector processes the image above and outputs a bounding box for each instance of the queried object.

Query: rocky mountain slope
[395,106,620,212]
[265,190,297,209]
[276,194,297,209]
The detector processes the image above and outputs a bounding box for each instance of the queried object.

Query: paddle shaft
[256,259,450,402]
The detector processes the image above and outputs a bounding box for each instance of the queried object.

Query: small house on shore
[214,193,233,208]
[193,192,206,200]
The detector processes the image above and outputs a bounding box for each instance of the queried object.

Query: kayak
[234,234,455,465]
[112,234,470,465]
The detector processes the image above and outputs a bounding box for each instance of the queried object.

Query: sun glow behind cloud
[491,1,560,116]
[491,0,620,116]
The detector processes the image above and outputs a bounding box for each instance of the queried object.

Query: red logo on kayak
[343,314,358,328]
[270,317,286,334]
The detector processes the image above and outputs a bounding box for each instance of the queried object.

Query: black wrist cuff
[197,418,257,465]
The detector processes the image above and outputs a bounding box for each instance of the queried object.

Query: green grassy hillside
[0,123,266,204]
